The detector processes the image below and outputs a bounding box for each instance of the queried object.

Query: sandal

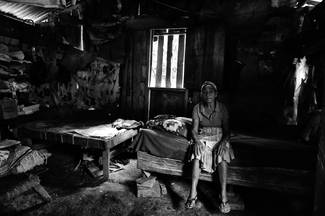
[185,195,197,209]
[219,202,231,214]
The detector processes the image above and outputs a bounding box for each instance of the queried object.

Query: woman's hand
[194,140,205,155]
[216,141,227,156]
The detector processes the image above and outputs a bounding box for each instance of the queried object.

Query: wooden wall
[118,24,226,122]
[185,24,225,90]
[119,30,149,122]
[313,58,325,216]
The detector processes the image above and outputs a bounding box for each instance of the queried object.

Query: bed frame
[137,151,315,197]
[20,119,139,180]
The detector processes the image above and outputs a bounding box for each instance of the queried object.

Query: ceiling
[0,0,322,25]
[0,0,324,52]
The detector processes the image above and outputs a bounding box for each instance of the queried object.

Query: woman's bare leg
[218,161,228,202]
[189,159,201,199]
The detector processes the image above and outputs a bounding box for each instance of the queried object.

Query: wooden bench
[137,151,315,198]
[0,173,51,203]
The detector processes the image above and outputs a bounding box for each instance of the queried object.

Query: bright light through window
[149,28,186,88]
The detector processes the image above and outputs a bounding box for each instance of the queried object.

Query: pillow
[175,117,192,139]
[145,114,177,129]
[162,119,183,134]
[146,114,192,139]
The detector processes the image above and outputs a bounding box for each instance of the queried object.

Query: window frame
[148,28,187,89]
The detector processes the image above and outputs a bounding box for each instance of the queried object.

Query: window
[149,28,186,88]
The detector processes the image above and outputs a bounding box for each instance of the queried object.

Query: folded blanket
[0,145,51,177]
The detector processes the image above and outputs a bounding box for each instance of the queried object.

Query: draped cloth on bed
[131,127,191,161]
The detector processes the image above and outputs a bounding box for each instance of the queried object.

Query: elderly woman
[185,81,235,213]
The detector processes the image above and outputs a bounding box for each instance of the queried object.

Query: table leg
[102,149,110,180]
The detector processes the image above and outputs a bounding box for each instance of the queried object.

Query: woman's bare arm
[191,109,204,148]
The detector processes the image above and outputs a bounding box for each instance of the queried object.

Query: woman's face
[201,85,217,103]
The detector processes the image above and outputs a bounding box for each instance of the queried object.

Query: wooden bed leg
[102,149,110,180]
[33,184,52,203]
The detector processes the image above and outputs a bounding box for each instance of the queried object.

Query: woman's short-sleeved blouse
[192,100,229,128]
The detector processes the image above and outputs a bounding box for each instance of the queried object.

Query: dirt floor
[0,143,313,216]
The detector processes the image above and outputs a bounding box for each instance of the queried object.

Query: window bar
[177,34,185,88]
[166,35,173,88]
[155,36,164,87]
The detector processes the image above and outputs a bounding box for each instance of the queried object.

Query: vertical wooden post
[177,34,185,88]
[166,35,173,88]
[156,36,164,87]
[102,149,110,180]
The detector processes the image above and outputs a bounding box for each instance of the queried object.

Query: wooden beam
[176,34,185,88]
[155,36,164,87]
[166,35,173,88]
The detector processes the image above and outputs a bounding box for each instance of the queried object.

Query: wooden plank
[176,34,185,88]
[202,25,225,90]
[166,35,173,88]
[124,35,133,118]
[132,30,148,121]
[184,26,205,89]
[226,166,314,196]
[212,26,225,90]
[137,151,186,176]
[137,151,315,196]
[20,127,138,150]
[102,149,110,180]
[104,129,138,149]
[155,35,164,87]
[20,128,107,150]
[148,88,188,119]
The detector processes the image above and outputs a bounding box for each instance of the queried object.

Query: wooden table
[20,119,139,180]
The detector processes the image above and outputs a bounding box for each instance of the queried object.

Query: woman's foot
[219,202,231,213]
[219,194,230,213]
[185,195,197,209]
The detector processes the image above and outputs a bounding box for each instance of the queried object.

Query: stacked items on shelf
[0,43,33,119]
[17,104,40,116]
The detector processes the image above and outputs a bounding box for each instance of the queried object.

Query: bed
[132,115,317,198]
[19,118,142,180]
